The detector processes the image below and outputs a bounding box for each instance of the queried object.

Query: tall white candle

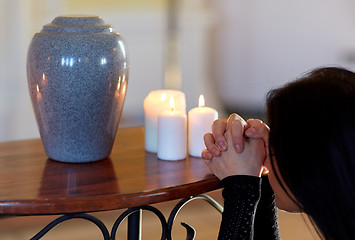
[144,90,186,153]
[188,95,218,157]
[158,97,187,161]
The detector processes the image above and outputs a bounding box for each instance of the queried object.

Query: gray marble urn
[27,15,129,163]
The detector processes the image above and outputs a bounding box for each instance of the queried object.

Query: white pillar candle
[158,97,187,161]
[188,95,218,157]
[144,90,186,153]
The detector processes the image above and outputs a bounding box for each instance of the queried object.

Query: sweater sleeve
[218,175,261,240]
[253,176,280,240]
[218,175,280,240]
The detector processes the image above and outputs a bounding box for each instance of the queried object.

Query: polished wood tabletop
[0,127,220,216]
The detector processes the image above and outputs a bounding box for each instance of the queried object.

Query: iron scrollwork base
[167,194,223,240]
[29,194,223,240]
[30,213,110,240]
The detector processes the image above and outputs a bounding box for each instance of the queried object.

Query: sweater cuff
[221,175,262,201]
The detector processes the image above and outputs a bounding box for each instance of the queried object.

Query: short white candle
[144,90,186,153]
[158,97,187,161]
[188,95,218,157]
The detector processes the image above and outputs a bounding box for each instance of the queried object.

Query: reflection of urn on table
[39,158,119,198]
[27,15,128,163]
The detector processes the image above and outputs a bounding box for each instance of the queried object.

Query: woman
[202,67,355,239]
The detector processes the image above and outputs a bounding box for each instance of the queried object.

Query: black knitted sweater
[218,175,280,240]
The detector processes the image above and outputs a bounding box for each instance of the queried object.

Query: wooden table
[0,127,221,239]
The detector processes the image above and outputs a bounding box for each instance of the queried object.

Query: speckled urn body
[27,16,128,163]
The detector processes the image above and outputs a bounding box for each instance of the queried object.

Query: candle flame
[36,84,42,100]
[199,95,205,107]
[41,72,47,86]
[161,93,167,102]
[122,83,127,94]
[169,96,175,112]
[117,78,121,90]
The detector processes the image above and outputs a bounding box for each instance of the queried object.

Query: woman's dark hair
[266,67,355,240]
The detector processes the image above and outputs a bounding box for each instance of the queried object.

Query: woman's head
[266,67,355,239]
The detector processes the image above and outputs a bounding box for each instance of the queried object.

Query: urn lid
[42,15,113,33]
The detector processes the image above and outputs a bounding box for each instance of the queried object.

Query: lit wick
[169,96,175,112]
[199,94,205,107]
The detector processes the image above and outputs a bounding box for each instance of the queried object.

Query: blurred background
[1,0,353,239]
[2,0,355,142]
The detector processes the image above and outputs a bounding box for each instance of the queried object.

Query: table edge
[0,177,221,216]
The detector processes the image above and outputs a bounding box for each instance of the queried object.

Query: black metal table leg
[111,206,166,240]
[127,209,142,240]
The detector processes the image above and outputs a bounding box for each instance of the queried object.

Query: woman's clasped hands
[201,113,270,180]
